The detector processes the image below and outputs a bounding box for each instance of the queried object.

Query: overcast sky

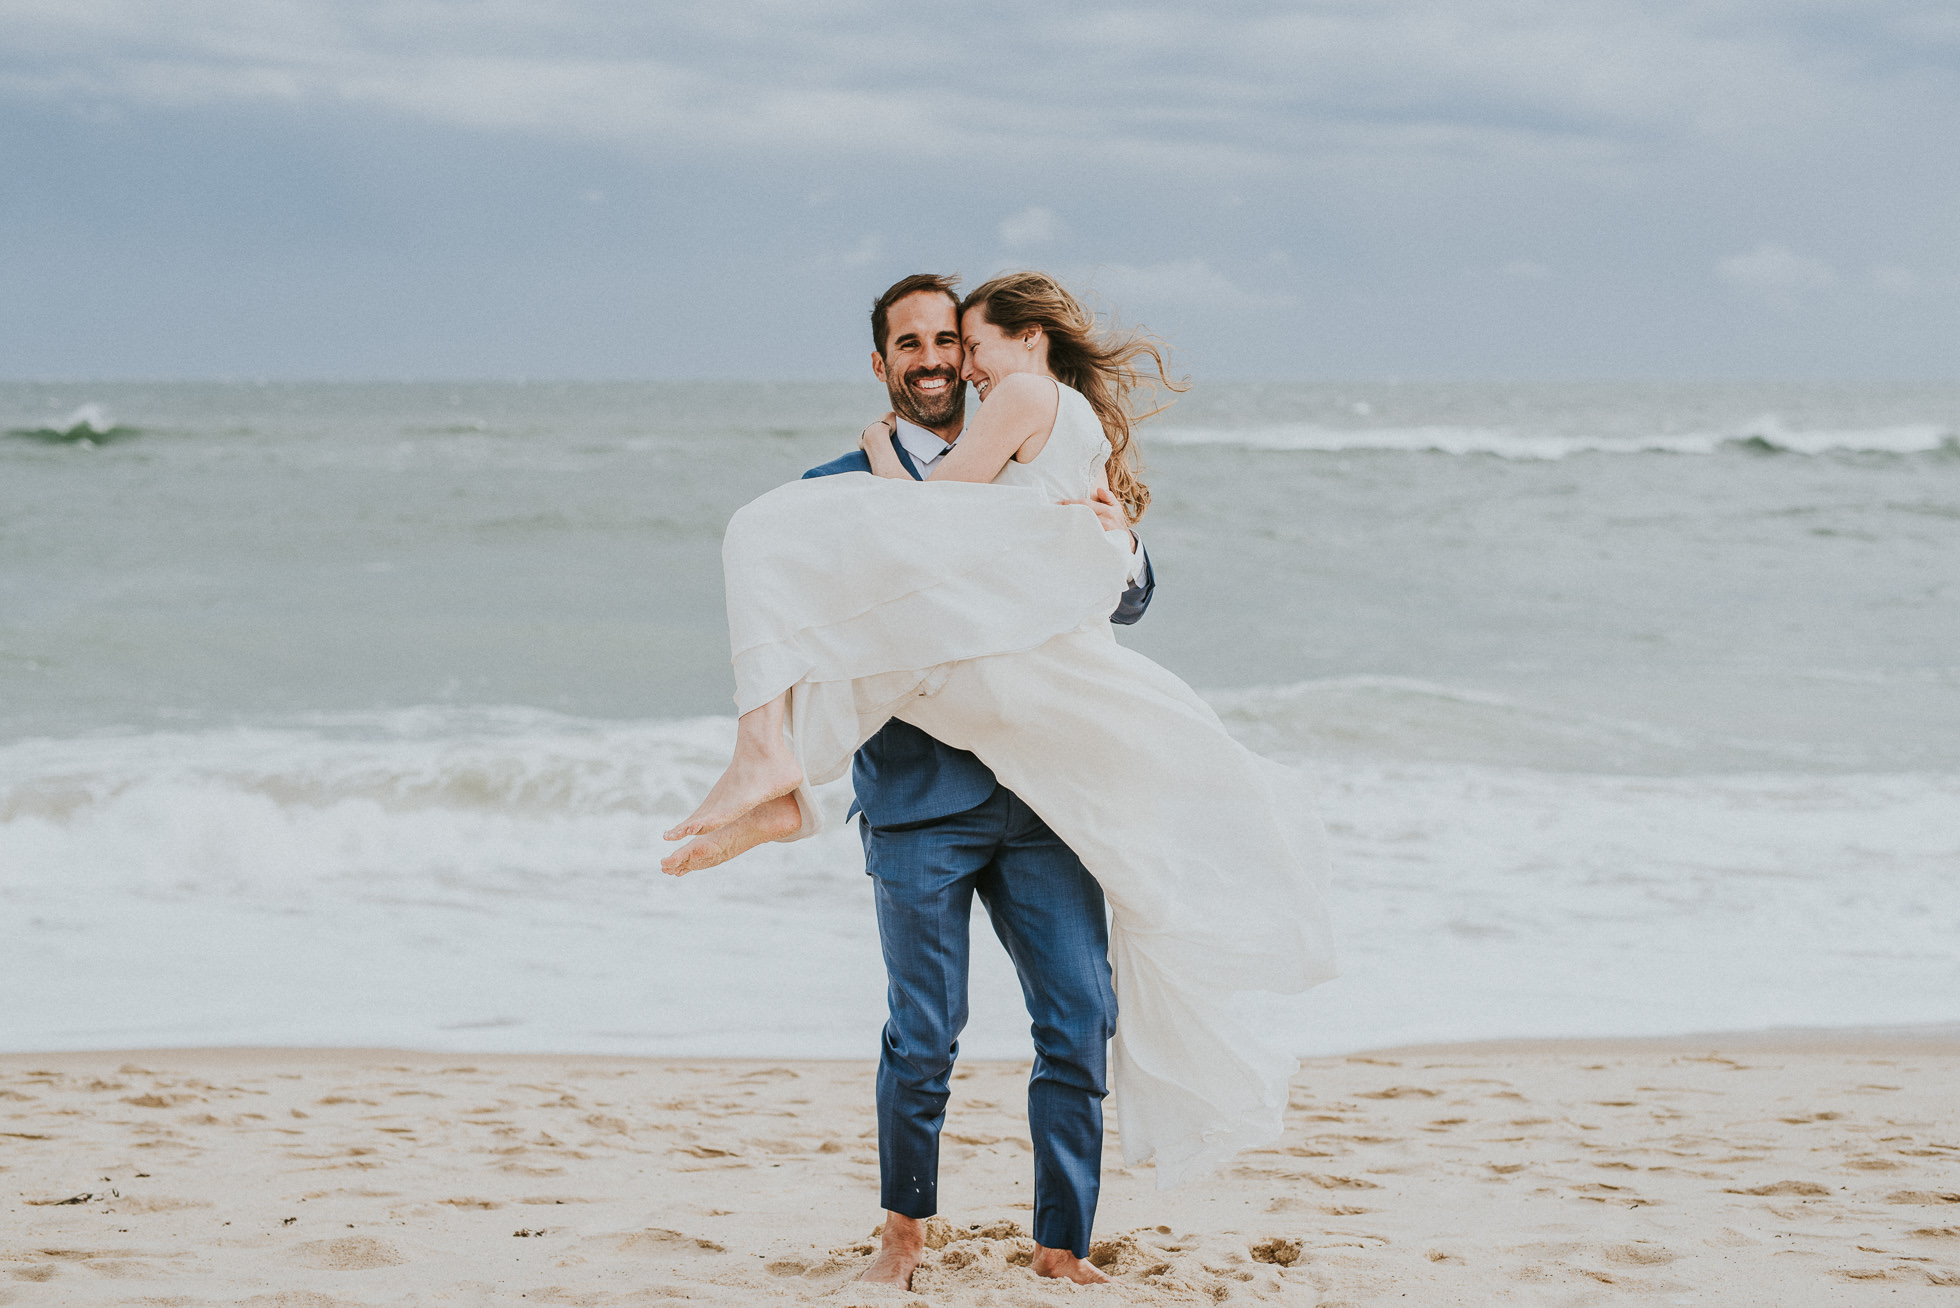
[3,1,1956,378]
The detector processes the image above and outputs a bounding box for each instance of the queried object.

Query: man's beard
[887,365,965,430]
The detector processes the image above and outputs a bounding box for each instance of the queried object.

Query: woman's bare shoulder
[987,371,1061,420]
[992,371,1058,400]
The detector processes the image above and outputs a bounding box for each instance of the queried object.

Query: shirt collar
[894,415,960,470]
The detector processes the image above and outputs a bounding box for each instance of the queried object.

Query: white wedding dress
[721,380,1337,1186]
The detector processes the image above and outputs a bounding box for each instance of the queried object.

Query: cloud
[2,0,1948,176]
[4,1,1958,377]
[998,206,1063,250]
[1716,242,1838,294]
[817,234,881,269]
[1087,259,1295,310]
[1868,264,1922,296]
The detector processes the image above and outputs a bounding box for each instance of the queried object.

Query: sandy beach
[3,1035,1957,1305]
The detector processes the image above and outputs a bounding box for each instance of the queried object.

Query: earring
[1024,337,1035,350]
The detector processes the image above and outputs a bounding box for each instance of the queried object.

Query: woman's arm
[857,413,909,479]
[925,373,1058,484]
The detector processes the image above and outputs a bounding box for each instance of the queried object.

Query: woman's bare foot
[660,793,802,875]
[857,1213,925,1288]
[1031,1244,1112,1284]
[664,741,802,842]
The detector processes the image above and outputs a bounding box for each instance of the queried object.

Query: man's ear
[871,351,888,384]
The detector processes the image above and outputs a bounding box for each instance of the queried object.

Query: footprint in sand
[291,1237,405,1270]
[1725,1181,1831,1196]
[1307,1173,1383,1190]
[117,1195,210,1213]
[123,1093,197,1109]
[609,1228,728,1255]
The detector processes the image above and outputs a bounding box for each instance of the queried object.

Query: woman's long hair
[960,272,1185,524]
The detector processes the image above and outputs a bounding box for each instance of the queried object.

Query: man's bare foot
[1031,1244,1112,1284]
[660,794,802,875]
[663,747,803,842]
[857,1212,925,1289]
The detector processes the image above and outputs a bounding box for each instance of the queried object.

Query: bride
[662,271,1336,1184]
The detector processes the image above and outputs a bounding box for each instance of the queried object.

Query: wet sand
[4,1035,1958,1304]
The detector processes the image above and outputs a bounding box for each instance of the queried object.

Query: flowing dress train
[720,381,1337,1185]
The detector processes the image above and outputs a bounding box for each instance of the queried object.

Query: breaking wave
[1153,417,1957,459]
[4,701,1956,1056]
[6,403,140,447]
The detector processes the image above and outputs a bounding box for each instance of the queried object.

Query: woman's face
[959,309,1041,400]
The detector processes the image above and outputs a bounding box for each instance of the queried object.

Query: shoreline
[6,1036,1958,1304]
[8,1019,1959,1066]
[1373,1021,1960,1057]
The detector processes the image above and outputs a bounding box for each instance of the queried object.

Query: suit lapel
[890,431,926,481]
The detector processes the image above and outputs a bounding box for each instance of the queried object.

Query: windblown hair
[870,272,962,357]
[960,271,1184,524]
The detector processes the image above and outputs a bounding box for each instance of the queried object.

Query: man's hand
[1059,485,1136,552]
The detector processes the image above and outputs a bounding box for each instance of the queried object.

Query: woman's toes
[663,838,712,875]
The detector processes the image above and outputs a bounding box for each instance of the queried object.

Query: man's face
[872,291,965,431]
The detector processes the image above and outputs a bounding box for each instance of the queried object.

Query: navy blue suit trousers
[862,787,1116,1257]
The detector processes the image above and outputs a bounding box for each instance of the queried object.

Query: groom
[801,273,1156,1288]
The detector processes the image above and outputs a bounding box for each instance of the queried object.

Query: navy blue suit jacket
[802,433,1156,827]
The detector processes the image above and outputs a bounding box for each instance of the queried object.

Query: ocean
[3,380,1956,1057]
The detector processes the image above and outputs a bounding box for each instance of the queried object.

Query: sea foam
[1153,417,1956,459]
[4,703,1954,1057]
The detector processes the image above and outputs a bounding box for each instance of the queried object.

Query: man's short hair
[871,273,961,358]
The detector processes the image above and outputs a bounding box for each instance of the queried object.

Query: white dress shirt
[892,416,1146,587]
[894,416,959,475]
